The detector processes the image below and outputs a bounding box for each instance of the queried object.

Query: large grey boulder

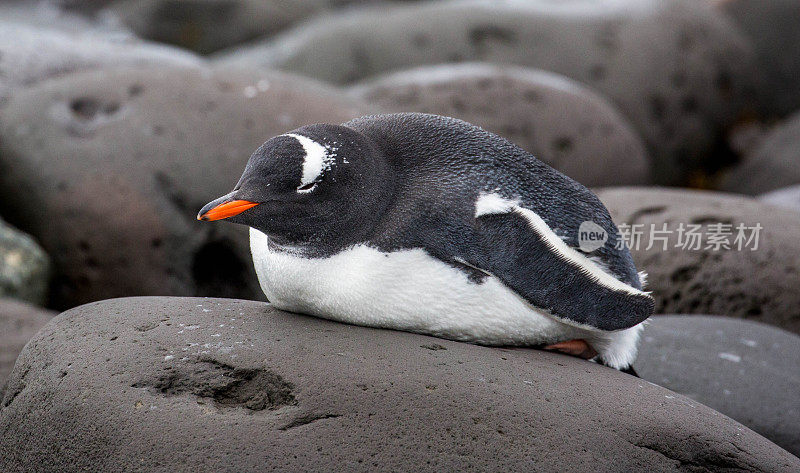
[349,63,651,187]
[713,0,800,117]
[596,187,800,334]
[0,20,200,106]
[0,218,50,306]
[216,0,759,185]
[0,66,371,309]
[0,298,56,397]
[1,297,797,472]
[720,111,800,195]
[638,315,800,456]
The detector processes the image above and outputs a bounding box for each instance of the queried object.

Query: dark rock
[104,0,405,55]
[713,0,800,117]
[0,218,50,305]
[720,111,800,195]
[0,66,371,309]
[759,185,800,213]
[596,187,800,334]
[216,0,759,185]
[1,297,797,472]
[0,298,55,397]
[349,63,651,187]
[0,20,200,106]
[638,315,800,456]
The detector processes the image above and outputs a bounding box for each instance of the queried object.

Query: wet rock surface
[596,187,800,334]
[0,19,200,106]
[0,218,50,306]
[0,66,371,309]
[720,111,800,195]
[1,297,797,472]
[217,0,759,185]
[0,298,56,397]
[350,63,651,186]
[638,315,800,456]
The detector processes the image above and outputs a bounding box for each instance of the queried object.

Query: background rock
[0,218,50,306]
[720,111,800,195]
[0,0,128,35]
[1,297,797,472]
[0,20,200,107]
[103,0,409,55]
[713,0,800,117]
[638,315,800,456]
[759,185,800,214]
[0,66,371,310]
[0,298,56,398]
[217,0,759,185]
[596,187,800,334]
[349,63,651,187]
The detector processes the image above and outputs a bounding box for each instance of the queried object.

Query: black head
[198,123,391,248]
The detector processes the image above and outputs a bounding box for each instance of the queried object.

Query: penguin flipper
[471,197,654,331]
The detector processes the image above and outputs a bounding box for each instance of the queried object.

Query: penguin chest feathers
[250,227,591,346]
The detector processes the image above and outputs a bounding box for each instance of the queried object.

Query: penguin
[198,113,654,371]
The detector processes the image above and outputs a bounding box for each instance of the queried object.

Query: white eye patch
[283,133,335,193]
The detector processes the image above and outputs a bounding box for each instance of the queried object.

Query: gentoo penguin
[198,113,654,371]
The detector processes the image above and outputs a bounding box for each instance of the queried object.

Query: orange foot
[543,339,598,360]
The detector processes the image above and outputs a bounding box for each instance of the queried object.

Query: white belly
[249,228,642,367]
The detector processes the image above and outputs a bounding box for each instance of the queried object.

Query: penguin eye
[296,181,318,193]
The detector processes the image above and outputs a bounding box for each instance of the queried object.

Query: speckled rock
[0,66,371,309]
[0,20,200,106]
[0,218,50,306]
[720,111,800,195]
[0,298,55,397]
[103,0,407,54]
[349,63,651,186]
[638,315,800,456]
[595,187,800,334]
[712,0,800,117]
[216,0,759,185]
[759,185,800,214]
[1,297,797,472]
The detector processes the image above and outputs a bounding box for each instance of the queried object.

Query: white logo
[578,221,608,253]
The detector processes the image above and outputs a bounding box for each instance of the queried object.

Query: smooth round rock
[759,185,800,214]
[104,0,401,54]
[216,0,759,185]
[349,63,651,187]
[638,315,800,456]
[713,0,800,117]
[1,297,797,472]
[720,111,800,195]
[0,218,50,306]
[596,187,800,334]
[0,298,55,397]
[0,66,371,309]
[0,20,201,106]
[0,1,127,35]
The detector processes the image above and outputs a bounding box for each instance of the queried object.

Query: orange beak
[197,200,259,221]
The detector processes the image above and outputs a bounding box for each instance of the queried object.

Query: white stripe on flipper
[284,133,332,191]
[474,192,646,297]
